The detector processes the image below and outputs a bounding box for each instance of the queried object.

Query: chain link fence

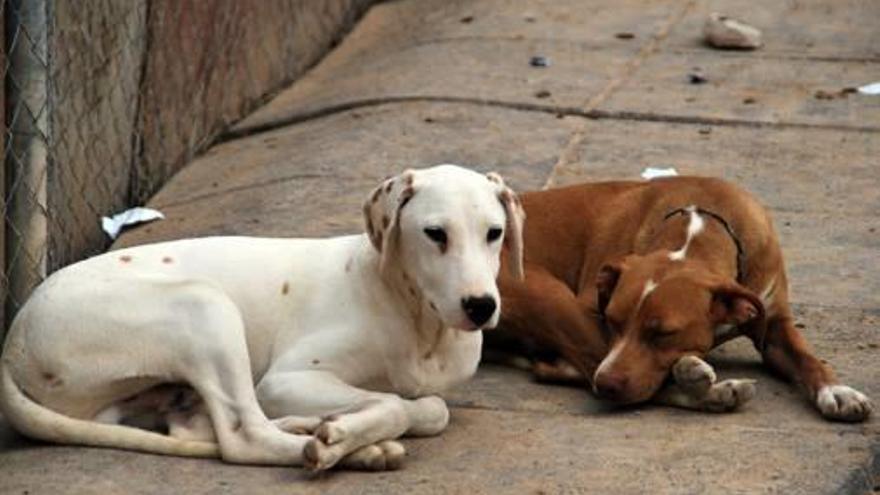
[1,0,374,331]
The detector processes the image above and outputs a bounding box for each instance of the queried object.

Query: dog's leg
[498,265,608,382]
[166,286,313,465]
[257,370,448,471]
[654,356,756,412]
[757,313,871,421]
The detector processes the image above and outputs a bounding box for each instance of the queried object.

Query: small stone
[534,89,551,99]
[460,16,474,24]
[688,69,708,84]
[699,128,712,135]
[615,32,635,40]
[703,12,763,50]
[530,55,550,68]
[794,322,805,329]
[742,97,756,104]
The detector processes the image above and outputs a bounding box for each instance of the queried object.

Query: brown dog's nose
[594,372,629,401]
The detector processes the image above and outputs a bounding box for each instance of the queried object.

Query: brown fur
[496,176,839,404]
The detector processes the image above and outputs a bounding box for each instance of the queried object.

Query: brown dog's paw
[672,355,716,397]
[701,379,757,412]
[817,385,872,422]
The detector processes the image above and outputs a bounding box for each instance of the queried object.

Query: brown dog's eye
[487,227,503,243]
[649,329,677,346]
[423,227,448,247]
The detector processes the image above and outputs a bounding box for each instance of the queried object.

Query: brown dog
[494,176,871,421]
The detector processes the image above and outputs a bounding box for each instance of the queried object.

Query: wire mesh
[1,0,374,331]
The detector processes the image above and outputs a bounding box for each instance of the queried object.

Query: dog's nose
[594,372,629,401]
[461,295,497,327]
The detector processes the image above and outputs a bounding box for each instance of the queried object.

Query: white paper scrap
[640,167,679,180]
[101,207,165,239]
[857,82,880,95]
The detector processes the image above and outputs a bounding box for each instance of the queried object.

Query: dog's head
[592,252,765,404]
[363,164,525,331]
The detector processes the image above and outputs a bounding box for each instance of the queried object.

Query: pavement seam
[219,95,880,148]
[544,0,697,190]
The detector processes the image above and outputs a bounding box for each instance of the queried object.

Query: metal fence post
[4,0,49,330]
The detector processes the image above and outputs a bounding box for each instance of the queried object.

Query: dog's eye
[487,227,503,243]
[648,329,677,346]
[423,227,448,246]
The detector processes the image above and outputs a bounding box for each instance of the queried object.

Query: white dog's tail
[0,362,219,458]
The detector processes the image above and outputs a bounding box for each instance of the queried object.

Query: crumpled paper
[640,167,679,180]
[101,207,165,239]
[857,82,880,95]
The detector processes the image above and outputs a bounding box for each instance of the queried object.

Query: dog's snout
[461,295,497,327]
[594,372,629,401]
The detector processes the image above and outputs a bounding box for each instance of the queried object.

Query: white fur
[759,276,777,308]
[593,339,627,389]
[637,279,658,310]
[669,206,705,261]
[816,385,873,421]
[0,165,523,471]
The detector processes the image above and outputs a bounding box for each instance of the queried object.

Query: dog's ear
[363,169,417,273]
[596,259,626,315]
[486,172,525,281]
[709,281,767,347]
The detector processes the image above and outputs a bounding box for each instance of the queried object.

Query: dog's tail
[0,361,219,458]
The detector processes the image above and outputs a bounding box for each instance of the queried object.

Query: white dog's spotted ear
[487,172,525,281]
[363,170,417,272]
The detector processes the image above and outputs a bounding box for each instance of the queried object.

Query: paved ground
[2,0,879,493]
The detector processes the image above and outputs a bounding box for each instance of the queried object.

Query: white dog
[0,164,525,471]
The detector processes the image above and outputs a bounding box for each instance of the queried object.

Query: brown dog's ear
[596,260,625,315]
[709,281,767,347]
[487,172,525,281]
[363,170,417,273]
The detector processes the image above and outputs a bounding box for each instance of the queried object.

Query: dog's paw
[315,420,347,445]
[272,415,322,435]
[337,440,406,471]
[303,437,345,471]
[701,379,757,412]
[672,355,717,396]
[816,385,872,422]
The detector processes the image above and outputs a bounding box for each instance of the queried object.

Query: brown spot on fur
[404,174,414,186]
[429,301,438,312]
[382,215,390,228]
[232,419,242,432]
[372,187,382,203]
[119,255,132,263]
[312,359,320,365]
[384,181,393,193]
[162,256,173,264]
[409,287,417,297]
[281,282,290,295]
[42,372,62,387]
[402,272,409,281]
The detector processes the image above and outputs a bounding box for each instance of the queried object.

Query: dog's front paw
[272,415,322,435]
[338,440,406,471]
[701,379,757,412]
[816,385,872,422]
[315,419,347,445]
[672,355,717,396]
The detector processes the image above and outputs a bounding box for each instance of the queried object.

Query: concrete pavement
[2,1,878,493]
